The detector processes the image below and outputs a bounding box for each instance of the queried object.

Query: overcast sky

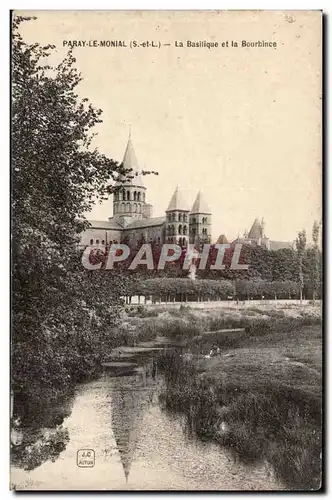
[17,10,322,242]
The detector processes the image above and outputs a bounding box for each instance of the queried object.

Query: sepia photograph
[11,10,322,491]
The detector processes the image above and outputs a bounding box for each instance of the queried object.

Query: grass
[109,302,322,489]
[156,315,322,491]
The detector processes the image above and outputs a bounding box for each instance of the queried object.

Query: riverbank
[153,306,321,491]
[11,302,321,490]
[116,301,321,346]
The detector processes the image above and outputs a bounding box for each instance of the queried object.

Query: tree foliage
[12,16,132,404]
[128,278,235,301]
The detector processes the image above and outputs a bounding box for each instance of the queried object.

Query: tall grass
[118,306,321,352]
[156,344,322,491]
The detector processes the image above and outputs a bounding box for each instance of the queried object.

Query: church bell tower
[113,136,152,225]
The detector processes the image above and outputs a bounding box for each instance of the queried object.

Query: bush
[128,278,236,301]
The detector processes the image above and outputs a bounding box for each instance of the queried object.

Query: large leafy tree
[12,16,130,404]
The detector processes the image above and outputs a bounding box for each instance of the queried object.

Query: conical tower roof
[191,191,211,214]
[216,234,228,244]
[248,218,262,239]
[166,185,190,212]
[115,136,145,188]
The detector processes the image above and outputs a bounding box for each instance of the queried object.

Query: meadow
[116,302,322,490]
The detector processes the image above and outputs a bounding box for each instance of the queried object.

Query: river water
[11,353,282,491]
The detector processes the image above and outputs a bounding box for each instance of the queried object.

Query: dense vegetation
[156,315,322,490]
[124,277,317,303]
[89,230,322,300]
[11,16,135,410]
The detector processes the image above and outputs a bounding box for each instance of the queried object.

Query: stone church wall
[80,228,122,247]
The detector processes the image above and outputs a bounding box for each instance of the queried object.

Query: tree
[295,230,307,303]
[271,248,298,282]
[311,221,321,301]
[12,16,132,406]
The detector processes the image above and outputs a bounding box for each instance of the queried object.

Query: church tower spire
[113,136,149,225]
[165,186,190,247]
[189,191,212,247]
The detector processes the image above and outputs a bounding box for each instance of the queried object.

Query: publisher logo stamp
[77,449,95,467]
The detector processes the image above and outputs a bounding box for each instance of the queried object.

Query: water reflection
[11,393,74,472]
[109,373,157,481]
[11,355,281,491]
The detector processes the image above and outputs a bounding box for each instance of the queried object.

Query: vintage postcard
[11,10,322,491]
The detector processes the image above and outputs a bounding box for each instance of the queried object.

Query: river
[11,351,282,491]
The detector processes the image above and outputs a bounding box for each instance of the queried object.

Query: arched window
[102,240,105,245]
[179,224,182,235]
[192,217,196,224]
[96,239,100,244]
[157,237,160,245]
[172,213,176,222]
[90,238,93,245]
[178,213,182,222]
[133,203,137,212]
[126,203,130,213]
[134,191,137,201]
[143,192,145,202]
[126,190,130,201]
[137,192,141,202]
[183,225,187,235]
[122,188,126,201]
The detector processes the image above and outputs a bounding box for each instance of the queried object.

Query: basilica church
[80,136,212,249]
[80,137,293,251]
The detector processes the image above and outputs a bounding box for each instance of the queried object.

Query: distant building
[231,218,294,251]
[80,137,293,252]
[80,136,211,248]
